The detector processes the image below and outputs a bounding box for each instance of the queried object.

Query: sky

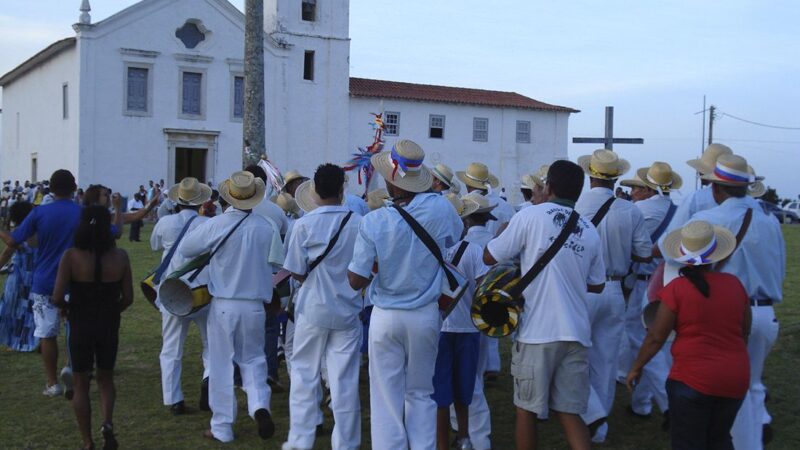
[1,0,798,200]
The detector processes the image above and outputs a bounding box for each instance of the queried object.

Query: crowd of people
[0,139,786,450]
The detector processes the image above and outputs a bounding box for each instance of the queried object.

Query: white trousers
[159,307,210,405]
[369,303,440,450]
[732,305,779,450]
[207,299,272,443]
[284,317,325,428]
[626,281,670,415]
[287,313,361,450]
[581,282,624,433]
[450,333,492,450]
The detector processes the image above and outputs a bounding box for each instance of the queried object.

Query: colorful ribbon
[676,236,718,265]
[713,163,753,184]
[390,146,423,180]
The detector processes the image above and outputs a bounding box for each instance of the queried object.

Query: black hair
[314,163,345,200]
[547,160,584,202]
[74,205,115,254]
[678,265,710,298]
[175,203,201,212]
[49,169,77,197]
[719,184,747,198]
[82,184,109,206]
[520,187,533,202]
[211,189,219,201]
[9,201,33,227]
[244,164,268,183]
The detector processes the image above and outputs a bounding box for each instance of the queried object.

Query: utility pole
[243,0,265,168]
[708,105,716,146]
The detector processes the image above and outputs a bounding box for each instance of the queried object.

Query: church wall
[0,46,79,184]
[348,97,571,203]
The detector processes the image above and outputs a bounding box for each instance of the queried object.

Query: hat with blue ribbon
[700,154,756,187]
[662,220,736,266]
[371,139,432,193]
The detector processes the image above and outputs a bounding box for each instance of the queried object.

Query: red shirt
[658,272,750,399]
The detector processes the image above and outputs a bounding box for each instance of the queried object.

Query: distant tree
[762,187,780,205]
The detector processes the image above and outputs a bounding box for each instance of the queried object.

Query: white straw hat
[456,163,500,190]
[445,193,480,218]
[577,149,630,180]
[370,140,433,193]
[367,188,390,211]
[687,143,733,175]
[700,154,755,187]
[662,221,736,265]
[294,179,344,213]
[633,161,683,192]
[218,171,266,210]
[431,163,455,188]
[168,177,212,206]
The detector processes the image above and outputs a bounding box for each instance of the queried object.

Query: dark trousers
[666,379,743,450]
[264,310,279,380]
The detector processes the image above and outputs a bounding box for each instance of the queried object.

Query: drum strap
[591,197,616,227]
[187,213,251,282]
[715,207,753,272]
[392,204,459,291]
[508,210,580,303]
[451,241,470,267]
[153,215,198,284]
[307,211,353,275]
[650,203,677,243]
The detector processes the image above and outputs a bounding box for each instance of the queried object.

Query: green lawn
[1,224,798,449]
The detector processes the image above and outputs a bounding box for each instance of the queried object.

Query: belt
[750,299,774,307]
[606,275,624,281]
[636,274,651,281]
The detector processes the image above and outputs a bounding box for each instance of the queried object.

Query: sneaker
[60,366,74,400]
[254,408,275,439]
[199,378,210,411]
[100,423,118,450]
[456,437,474,450]
[170,400,186,416]
[42,383,63,397]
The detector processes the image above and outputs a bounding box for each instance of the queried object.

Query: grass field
[1,224,798,449]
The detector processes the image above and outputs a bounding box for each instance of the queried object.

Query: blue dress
[0,245,38,352]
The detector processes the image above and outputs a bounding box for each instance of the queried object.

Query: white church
[0,0,577,201]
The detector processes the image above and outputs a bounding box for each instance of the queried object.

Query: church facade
[0,0,576,202]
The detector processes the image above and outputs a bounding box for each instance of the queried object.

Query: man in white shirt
[283,164,363,450]
[348,140,463,449]
[179,171,277,443]
[436,193,493,450]
[574,149,652,443]
[150,178,212,415]
[456,162,516,380]
[484,160,606,450]
[668,143,733,231]
[619,163,681,420]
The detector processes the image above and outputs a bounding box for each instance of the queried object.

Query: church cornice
[173,53,214,64]
[120,48,161,58]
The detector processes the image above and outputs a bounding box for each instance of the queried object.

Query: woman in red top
[627,221,751,450]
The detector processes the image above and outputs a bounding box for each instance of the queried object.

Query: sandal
[100,423,118,450]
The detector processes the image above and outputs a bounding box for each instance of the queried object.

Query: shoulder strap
[451,241,470,267]
[508,210,580,302]
[650,203,677,243]
[153,215,198,284]
[307,211,354,275]
[187,213,250,282]
[715,208,753,272]
[591,197,616,227]
[392,204,458,290]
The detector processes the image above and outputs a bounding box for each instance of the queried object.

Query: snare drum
[471,263,522,337]
[158,253,212,317]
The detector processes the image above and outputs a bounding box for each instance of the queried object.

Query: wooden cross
[572,106,644,150]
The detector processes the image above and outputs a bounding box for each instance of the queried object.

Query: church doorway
[175,147,207,183]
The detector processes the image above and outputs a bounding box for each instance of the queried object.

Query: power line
[720,112,800,130]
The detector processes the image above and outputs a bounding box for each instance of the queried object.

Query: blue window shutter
[127,67,148,112]
[234,76,244,118]
[182,72,202,115]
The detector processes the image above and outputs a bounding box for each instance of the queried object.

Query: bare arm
[0,245,14,269]
[483,247,497,266]
[123,192,160,224]
[111,194,123,238]
[290,273,306,283]
[52,250,72,309]
[0,230,18,249]
[348,270,371,290]
[626,302,676,390]
[120,251,133,312]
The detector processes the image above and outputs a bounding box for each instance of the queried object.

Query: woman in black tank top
[53,206,133,450]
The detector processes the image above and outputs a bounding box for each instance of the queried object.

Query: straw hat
[687,143,733,175]
[449,179,462,195]
[282,170,306,189]
[662,221,736,265]
[218,171,266,210]
[168,177,212,206]
[462,191,498,214]
[367,188,390,211]
[700,154,755,187]
[445,193,480,218]
[520,175,536,191]
[456,163,500,190]
[577,149,630,180]
[619,173,647,189]
[634,161,683,192]
[294,179,344,213]
[371,140,433,193]
[274,192,301,217]
[431,164,455,188]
